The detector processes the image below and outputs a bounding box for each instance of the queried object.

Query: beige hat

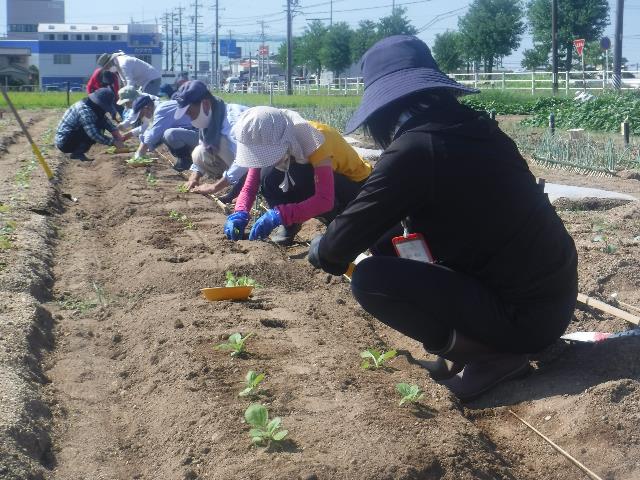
[116,85,140,106]
[97,51,124,67]
[232,107,324,169]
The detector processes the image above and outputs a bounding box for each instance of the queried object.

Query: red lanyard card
[392,233,434,263]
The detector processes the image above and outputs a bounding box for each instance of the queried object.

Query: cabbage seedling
[225,271,259,287]
[360,348,397,370]
[396,383,424,406]
[239,370,266,397]
[214,332,253,357]
[244,403,288,446]
[176,184,189,193]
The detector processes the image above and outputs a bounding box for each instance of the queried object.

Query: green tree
[432,30,465,73]
[521,44,550,69]
[526,0,609,71]
[458,0,525,73]
[276,40,304,74]
[377,7,417,38]
[298,20,329,79]
[350,20,379,63]
[321,22,354,77]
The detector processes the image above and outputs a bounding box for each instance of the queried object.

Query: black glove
[307,235,323,269]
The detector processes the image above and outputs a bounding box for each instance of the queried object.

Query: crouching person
[308,36,578,402]
[55,88,125,161]
[224,106,372,246]
[172,80,248,196]
[128,95,197,168]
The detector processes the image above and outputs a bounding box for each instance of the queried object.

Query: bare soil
[1,110,639,480]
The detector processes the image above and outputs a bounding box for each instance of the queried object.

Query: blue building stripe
[0,39,161,55]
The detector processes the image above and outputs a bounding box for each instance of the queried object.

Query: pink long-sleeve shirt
[234,165,335,226]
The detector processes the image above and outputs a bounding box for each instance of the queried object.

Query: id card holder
[392,233,434,263]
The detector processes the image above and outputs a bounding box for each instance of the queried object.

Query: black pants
[351,252,577,354]
[56,128,95,155]
[261,162,365,224]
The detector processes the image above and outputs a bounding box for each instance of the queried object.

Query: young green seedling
[146,173,158,187]
[244,403,288,446]
[214,332,253,357]
[239,370,266,397]
[360,348,397,370]
[176,184,189,193]
[396,383,424,406]
[225,271,259,287]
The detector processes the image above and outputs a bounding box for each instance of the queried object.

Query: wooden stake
[509,410,604,480]
[577,293,640,326]
[1,88,54,180]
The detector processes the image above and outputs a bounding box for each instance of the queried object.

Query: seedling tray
[201,286,253,301]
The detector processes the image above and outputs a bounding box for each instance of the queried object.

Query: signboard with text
[573,38,585,56]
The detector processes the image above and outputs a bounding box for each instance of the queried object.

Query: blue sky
[2,0,639,68]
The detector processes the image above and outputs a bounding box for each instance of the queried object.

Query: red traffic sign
[573,38,585,56]
[259,45,269,56]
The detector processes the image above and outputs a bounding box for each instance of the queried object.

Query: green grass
[0,92,84,109]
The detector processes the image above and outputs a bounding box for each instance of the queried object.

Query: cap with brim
[117,86,139,105]
[174,104,190,121]
[172,80,209,120]
[128,95,153,123]
[345,35,478,134]
[234,142,288,169]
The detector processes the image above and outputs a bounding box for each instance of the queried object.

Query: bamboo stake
[1,88,54,180]
[509,410,604,480]
[156,150,230,214]
[577,293,640,326]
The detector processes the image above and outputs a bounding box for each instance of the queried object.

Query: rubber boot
[270,224,302,246]
[417,357,464,381]
[169,146,193,172]
[434,331,531,402]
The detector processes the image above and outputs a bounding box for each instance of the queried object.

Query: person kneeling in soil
[308,35,578,402]
[55,88,127,161]
[173,80,249,197]
[224,106,373,246]
[127,94,197,166]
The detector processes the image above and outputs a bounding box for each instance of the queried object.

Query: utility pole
[551,0,558,94]
[163,13,170,71]
[612,0,624,91]
[330,0,333,26]
[177,6,185,75]
[258,20,267,82]
[286,0,293,95]
[170,11,175,71]
[215,0,219,88]
[192,0,203,81]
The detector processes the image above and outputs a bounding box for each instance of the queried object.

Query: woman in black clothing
[308,35,578,401]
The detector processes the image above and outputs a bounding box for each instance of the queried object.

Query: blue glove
[249,208,282,241]
[224,211,250,241]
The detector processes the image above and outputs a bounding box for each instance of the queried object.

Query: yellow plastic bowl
[201,286,253,301]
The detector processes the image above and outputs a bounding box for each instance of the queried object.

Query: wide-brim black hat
[88,88,117,118]
[345,35,478,134]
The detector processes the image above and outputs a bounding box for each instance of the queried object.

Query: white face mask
[191,102,212,129]
[108,66,117,73]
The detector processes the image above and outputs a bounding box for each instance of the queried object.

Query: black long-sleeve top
[317,101,577,303]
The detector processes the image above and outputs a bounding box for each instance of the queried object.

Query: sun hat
[128,95,154,123]
[97,51,124,67]
[116,85,140,106]
[88,88,117,117]
[345,35,479,134]
[173,80,210,120]
[231,106,324,169]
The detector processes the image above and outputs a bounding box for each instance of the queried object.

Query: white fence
[227,70,640,96]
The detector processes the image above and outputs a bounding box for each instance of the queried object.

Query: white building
[0,23,162,89]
